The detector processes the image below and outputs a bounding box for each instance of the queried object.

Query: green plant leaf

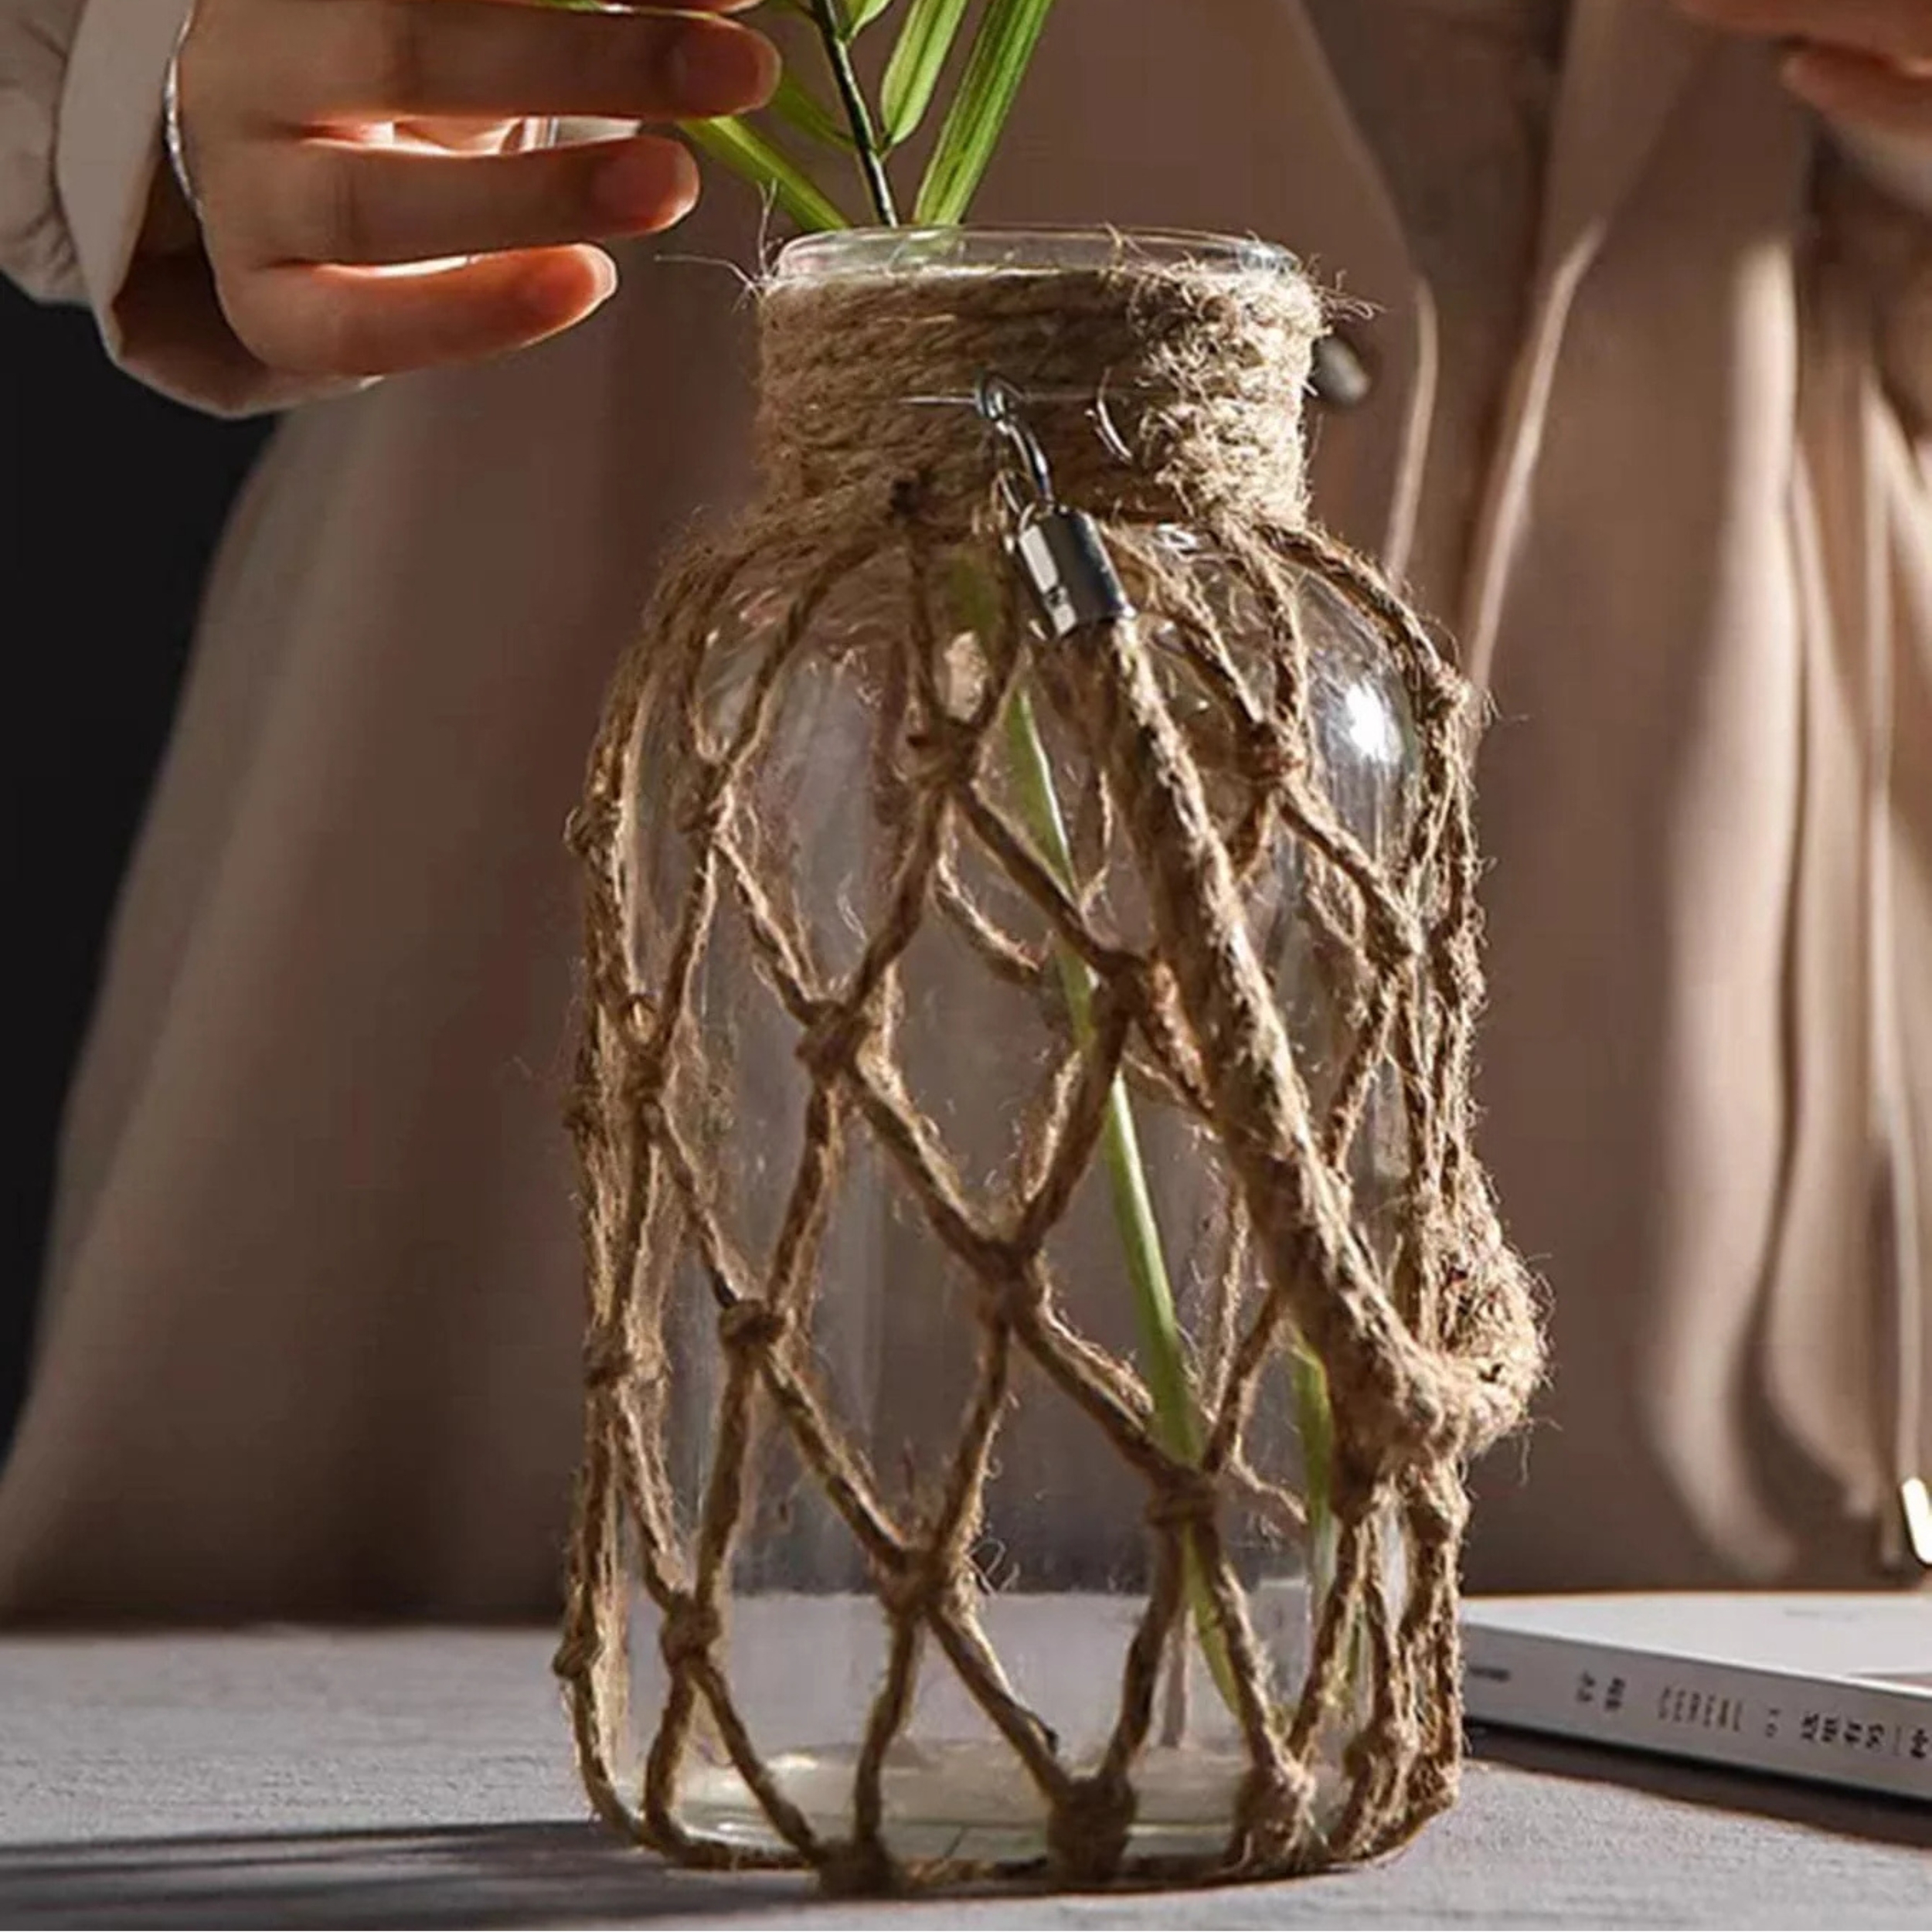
[814,0,896,35]
[880,0,971,147]
[685,118,850,233]
[913,0,1056,225]
[769,69,855,151]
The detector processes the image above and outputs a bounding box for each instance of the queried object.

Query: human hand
[171,0,779,379]
[1675,0,1932,141]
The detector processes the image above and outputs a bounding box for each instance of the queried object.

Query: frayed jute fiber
[556,239,1543,1894]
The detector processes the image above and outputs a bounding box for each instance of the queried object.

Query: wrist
[134,146,205,265]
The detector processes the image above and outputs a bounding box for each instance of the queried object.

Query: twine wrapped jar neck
[755,229,1324,532]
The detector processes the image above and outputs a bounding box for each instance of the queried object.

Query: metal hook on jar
[975,374,1058,519]
[975,372,1135,641]
[1089,376,1136,468]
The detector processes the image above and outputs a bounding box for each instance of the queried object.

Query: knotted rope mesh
[556,246,1543,1893]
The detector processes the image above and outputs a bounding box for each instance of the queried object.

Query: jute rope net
[556,245,1543,1893]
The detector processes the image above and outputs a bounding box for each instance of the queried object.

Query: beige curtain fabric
[2,0,1929,1617]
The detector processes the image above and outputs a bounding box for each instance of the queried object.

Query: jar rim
[771,226,1301,286]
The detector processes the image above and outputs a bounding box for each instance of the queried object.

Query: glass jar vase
[560,228,1539,1891]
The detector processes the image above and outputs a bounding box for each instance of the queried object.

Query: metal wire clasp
[975,375,1136,641]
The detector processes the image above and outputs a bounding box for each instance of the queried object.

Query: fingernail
[594,144,696,225]
[670,22,780,114]
[516,250,617,327]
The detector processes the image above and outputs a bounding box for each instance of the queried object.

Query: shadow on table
[0,1821,815,1930]
[1468,1726,1932,1852]
[3,1744,1927,1930]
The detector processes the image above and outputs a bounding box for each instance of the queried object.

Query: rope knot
[1408,658,1469,732]
[564,794,620,860]
[876,1550,961,1625]
[1345,1713,1419,1791]
[1242,719,1299,790]
[982,1252,1046,1326]
[551,1624,600,1682]
[659,1595,723,1672]
[817,1837,902,1898]
[1235,1762,1319,1869]
[1362,893,1425,969]
[1403,1464,1471,1547]
[797,999,871,1082]
[718,1300,789,1356]
[1146,1468,1221,1537]
[675,780,731,847]
[562,1088,599,1147]
[904,713,984,794]
[1046,1769,1137,1883]
[584,1327,638,1391]
[616,1046,667,1130]
[1325,1443,1396,1526]
[1407,1753,1461,1825]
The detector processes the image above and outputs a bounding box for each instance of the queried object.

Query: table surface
[0,1631,1923,1929]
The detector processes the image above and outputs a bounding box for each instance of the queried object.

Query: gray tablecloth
[0,1631,1923,1927]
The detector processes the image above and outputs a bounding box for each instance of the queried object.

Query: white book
[1461,1592,1932,1804]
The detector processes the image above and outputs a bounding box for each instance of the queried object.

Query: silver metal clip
[975,376,1135,641]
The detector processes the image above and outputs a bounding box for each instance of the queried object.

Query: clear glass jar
[616,230,1417,1870]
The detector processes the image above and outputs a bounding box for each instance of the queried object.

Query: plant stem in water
[1002,688,1243,1719]
[1292,1345,1336,1605]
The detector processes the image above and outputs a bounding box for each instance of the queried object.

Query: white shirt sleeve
[28,0,345,415]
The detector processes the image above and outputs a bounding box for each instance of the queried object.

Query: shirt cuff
[53,0,338,416]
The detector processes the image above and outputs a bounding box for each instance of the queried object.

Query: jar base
[679,1738,1305,1864]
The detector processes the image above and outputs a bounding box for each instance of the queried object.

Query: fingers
[225,245,620,376]
[1674,0,1932,66]
[172,0,773,379]
[1782,43,1932,137]
[196,0,779,131]
[230,133,699,267]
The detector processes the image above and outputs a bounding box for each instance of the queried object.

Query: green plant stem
[1005,695,1193,1451]
[807,0,900,225]
[711,0,1291,1713]
[1291,1346,1336,1606]
[1002,689,1242,1722]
